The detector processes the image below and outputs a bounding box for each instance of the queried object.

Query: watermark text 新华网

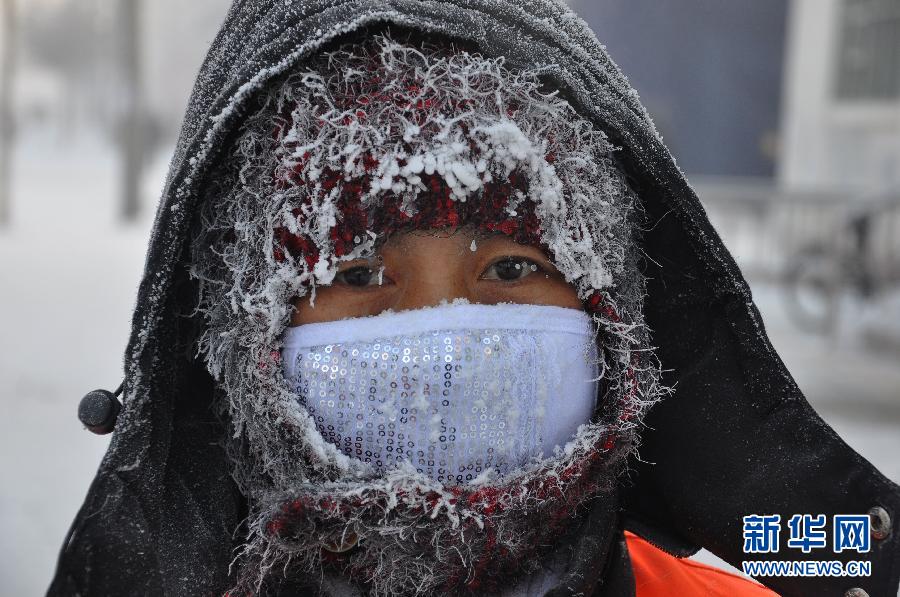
[741,514,872,577]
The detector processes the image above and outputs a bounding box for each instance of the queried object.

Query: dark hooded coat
[48,1,900,595]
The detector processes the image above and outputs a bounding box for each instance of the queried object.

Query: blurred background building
[573,0,788,179]
[1,0,898,594]
[782,0,900,191]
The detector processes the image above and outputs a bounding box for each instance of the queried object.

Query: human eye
[333,265,383,287]
[480,256,543,282]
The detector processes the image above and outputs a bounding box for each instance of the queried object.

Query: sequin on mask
[283,317,599,485]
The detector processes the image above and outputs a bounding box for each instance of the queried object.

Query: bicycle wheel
[783,247,842,334]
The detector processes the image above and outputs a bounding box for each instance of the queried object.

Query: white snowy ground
[1,136,898,595]
[0,134,155,597]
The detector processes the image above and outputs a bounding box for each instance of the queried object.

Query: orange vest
[626,531,779,596]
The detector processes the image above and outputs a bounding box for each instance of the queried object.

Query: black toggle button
[78,388,122,435]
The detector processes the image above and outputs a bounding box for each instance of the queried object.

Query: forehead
[379,226,553,260]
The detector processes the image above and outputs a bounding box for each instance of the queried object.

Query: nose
[391,271,476,311]
[375,228,482,313]
[387,232,478,311]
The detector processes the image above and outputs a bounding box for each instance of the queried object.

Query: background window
[835,0,900,100]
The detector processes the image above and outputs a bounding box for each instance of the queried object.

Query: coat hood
[50,2,900,596]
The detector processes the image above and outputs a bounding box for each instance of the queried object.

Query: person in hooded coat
[49,2,899,596]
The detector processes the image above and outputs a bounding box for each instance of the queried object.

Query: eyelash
[479,257,545,282]
[333,264,386,287]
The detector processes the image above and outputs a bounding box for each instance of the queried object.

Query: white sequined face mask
[280,303,599,485]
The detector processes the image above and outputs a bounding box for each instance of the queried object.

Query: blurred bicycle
[784,191,900,334]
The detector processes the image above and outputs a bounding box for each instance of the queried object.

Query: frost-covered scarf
[191,33,665,595]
